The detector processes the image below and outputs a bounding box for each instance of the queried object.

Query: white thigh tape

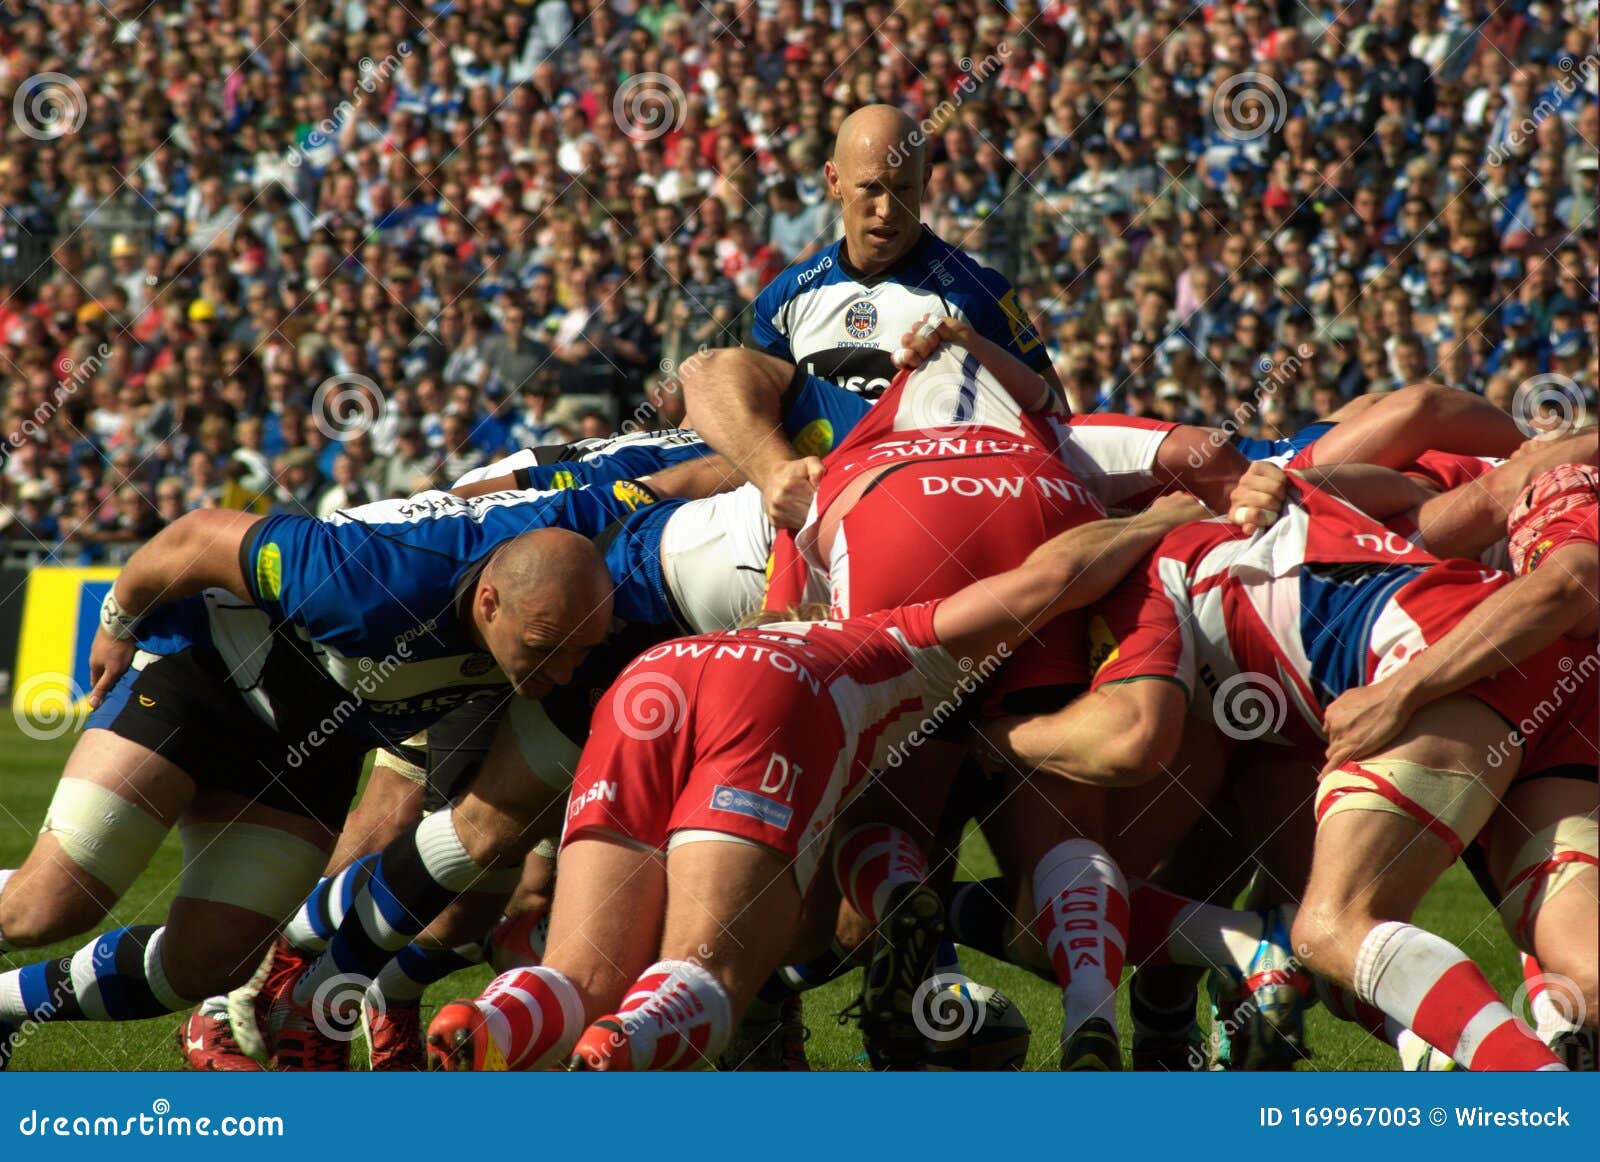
[40,779,167,896]
[178,823,327,920]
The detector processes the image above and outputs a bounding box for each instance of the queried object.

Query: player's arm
[681,346,829,528]
[1413,430,1599,560]
[1227,461,1434,531]
[932,494,1206,666]
[88,509,264,706]
[978,680,1187,788]
[1321,544,1598,772]
[1305,381,1524,467]
[638,453,743,500]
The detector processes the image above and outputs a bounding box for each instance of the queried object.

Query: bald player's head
[472,527,613,699]
[826,104,926,274]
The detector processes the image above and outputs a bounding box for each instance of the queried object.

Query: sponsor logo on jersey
[550,468,577,490]
[569,780,618,818]
[1087,615,1120,676]
[460,653,496,677]
[793,418,835,457]
[256,543,283,601]
[1526,538,1555,572]
[796,255,834,285]
[138,694,157,708]
[998,289,1042,354]
[843,300,879,340]
[610,479,655,511]
[710,785,794,830]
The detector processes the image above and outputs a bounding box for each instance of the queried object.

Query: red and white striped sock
[1126,879,1264,976]
[1521,953,1581,1042]
[1355,921,1562,1071]
[611,959,733,1071]
[477,965,586,1070]
[1032,839,1128,1040]
[833,824,929,925]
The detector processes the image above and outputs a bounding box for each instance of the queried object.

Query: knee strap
[377,731,429,787]
[40,778,168,896]
[1315,760,1499,857]
[178,823,328,921]
[1498,815,1599,947]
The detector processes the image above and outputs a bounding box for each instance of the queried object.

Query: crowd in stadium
[1,0,1595,559]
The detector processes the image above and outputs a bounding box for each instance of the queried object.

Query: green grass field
[0,717,1524,1071]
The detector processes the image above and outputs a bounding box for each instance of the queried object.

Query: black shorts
[85,647,366,829]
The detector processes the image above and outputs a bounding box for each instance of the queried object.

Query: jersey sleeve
[240,512,354,630]
[782,372,872,457]
[1055,415,1175,507]
[1087,551,1196,696]
[956,265,1049,371]
[751,280,793,360]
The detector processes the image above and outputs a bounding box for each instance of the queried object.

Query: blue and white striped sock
[371,939,488,1005]
[0,926,189,1023]
[281,854,380,953]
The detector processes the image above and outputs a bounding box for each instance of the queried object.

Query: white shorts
[659,485,775,633]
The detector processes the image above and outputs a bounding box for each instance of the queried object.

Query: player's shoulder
[916,231,1014,299]
[756,239,848,309]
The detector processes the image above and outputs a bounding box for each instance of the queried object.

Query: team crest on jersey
[794,418,835,457]
[611,480,655,511]
[460,653,496,677]
[1526,538,1556,572]
[256,543,283,601]
[843,300,879,340]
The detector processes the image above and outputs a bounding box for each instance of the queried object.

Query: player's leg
[1487,776,1597,1041]
[1292,695,1563,1071]
[428,834,665,1071]
[572,837,801,1071]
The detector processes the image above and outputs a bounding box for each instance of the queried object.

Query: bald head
[474,527,613,698]
[826,104,926,274]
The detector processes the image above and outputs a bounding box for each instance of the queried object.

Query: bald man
[752,103,1058,411]
[0,484,637,1069]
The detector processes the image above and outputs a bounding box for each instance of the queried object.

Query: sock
[0,926,189,1023]
[477,965,587,1070]
[197,993,230,1020]
[372,939,487,1005]
[1522,953,1581,1042]
[1032,839,1128,1040]
[749,942,855,1022]
[0,867,16,954]
[486,907,549,972]
[282,855,379,953]
[1316,976,1391,1039]
[947,878,1013,962]
[1126,879,1263,977]
[1354,920,1561,1071]
[294,811,486,1006]
[1130,965,1202,1045]
[833,824,928,925]
[604,959,733,1071]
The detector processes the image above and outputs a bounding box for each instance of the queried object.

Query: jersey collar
[836,225,934,286]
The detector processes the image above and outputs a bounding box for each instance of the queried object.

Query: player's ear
[476,580,501,626]
[823,159,841,199]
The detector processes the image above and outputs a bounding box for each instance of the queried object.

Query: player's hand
[893,315,973,370]
[1228,461,1289,532]
[764,456,824,529]
[1320,681,1418,774]
[1144,492,1211,526]
[88,628,136,710]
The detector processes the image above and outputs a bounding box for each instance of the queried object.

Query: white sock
[1032,839,1128,1041]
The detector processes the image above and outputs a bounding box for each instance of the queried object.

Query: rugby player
[0,483,633,1069]
[982,474,1596,1070]
[752,105,1059,403]
[421,493,1210,1071]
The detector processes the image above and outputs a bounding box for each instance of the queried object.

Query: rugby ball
[921,980,1031,1071]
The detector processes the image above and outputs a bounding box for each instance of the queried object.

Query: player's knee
[0,882,108,948]
[1289,902,1351,976]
